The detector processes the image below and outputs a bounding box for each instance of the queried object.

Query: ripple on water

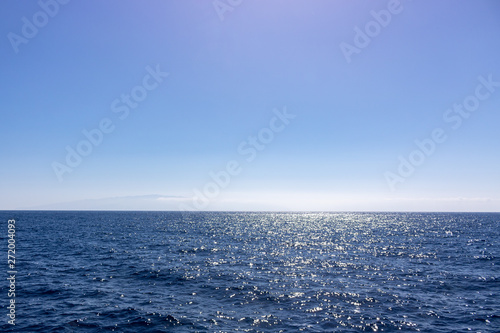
[0,211,498,332]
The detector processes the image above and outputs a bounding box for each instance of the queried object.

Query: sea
[0,211,498,332]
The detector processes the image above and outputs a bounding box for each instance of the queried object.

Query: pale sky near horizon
[1,0,499,211]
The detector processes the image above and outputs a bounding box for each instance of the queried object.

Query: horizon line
[1,210,499,214]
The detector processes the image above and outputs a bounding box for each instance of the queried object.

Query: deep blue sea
[0,212,499,332]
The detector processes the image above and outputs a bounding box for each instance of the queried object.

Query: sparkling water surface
[0,211,498,332]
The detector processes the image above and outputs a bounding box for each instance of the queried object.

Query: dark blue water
[0,212,499,332]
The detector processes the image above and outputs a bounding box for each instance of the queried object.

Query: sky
[1,0,499,212]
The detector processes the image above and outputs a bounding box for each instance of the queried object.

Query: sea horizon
[2,1,499,331]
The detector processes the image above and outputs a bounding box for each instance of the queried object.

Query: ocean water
[0,211,499,332]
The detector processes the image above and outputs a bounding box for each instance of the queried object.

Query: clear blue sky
[1,0,499,211]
